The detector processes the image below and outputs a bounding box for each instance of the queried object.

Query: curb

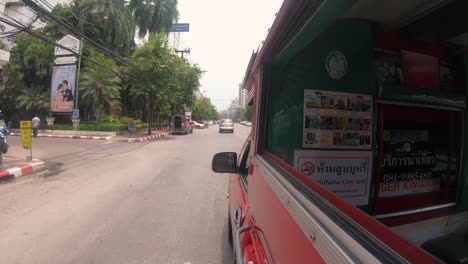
[0,159,45,179]
[9,133,112,141]
[126,132,170,143]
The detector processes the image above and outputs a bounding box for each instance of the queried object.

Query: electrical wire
[32,0,103,41]
[35,0,54,11]
[0,15,129,79]
[0,7,39,38]
[22,0,140,71]
[0,2,46,31]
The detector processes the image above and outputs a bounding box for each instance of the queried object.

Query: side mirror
[212,152,237,173]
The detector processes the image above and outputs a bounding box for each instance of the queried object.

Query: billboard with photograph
[50,65,76,112]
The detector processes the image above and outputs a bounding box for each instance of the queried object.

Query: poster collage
[303,90,372,149]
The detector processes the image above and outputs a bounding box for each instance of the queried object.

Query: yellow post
[20,121,32,160]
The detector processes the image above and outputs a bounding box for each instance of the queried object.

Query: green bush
[103,115,120,123]
[47,124,73,130]
[152,122,168,130]
[80,121,128,131]
[136,123,149,129]
[120,116,142,125]
[35,121,154,131]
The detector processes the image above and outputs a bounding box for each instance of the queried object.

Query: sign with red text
[294,150,372,206]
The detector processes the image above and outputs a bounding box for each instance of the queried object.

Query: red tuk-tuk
[213,1,468,263]
[170,115,193,135]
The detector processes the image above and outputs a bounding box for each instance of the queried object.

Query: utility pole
[175,48,190,59]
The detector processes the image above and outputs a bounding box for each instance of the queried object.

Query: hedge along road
[0,124,251,264]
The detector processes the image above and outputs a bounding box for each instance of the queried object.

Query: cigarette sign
[294,150,372,206]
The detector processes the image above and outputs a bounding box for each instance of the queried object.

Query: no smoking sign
[301,162,315,176]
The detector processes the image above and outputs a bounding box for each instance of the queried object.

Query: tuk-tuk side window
[262,21,378,208]
[239,137,251,186]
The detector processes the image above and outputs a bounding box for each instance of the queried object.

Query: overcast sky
[176,0,283,110]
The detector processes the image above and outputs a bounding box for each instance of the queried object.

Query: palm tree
[79,51,122,120]
[16,88,50,118]
[127,0,178,36]
[96,0,136,56]
[52,0,135,56]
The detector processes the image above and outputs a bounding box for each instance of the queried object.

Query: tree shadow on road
[155,136,176,141]
[39,161,65,178]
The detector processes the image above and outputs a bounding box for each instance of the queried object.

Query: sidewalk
[9,133,112,140]
[8,129,170,142]
[0,154,45,180]
[112,130,170,142]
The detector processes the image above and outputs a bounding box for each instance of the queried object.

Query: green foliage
[242,107,252,121]
[103,115,142,125]
[103,114,120,123]
[45,121,150,131]
[16,88,50,117]
[192,97,218,121]
[80,50,122,120]
[51,0,136,56]
[79,122,128,131]
[9,33,54,87]
[127,0,178,37]
[135,123,149,129]
[120,116,142,124]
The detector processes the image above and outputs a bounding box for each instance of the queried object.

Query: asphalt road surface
[0,124,251,264]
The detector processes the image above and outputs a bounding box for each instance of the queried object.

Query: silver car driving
[219,119,234,133]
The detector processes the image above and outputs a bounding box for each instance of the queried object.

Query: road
[0,124,251,264]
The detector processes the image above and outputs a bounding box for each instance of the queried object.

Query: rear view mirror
[212,152,237,173]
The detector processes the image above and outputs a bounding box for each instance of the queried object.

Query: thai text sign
[379,130,439,197]
[20,121,31,149]
[294,150,372,206]
[54,35,80,56]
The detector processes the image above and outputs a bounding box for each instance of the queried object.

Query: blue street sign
[170,23,190,32]
[73,109,79,118]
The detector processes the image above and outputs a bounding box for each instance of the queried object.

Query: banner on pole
[50,65,77,112]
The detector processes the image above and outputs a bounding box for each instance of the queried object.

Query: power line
[22,0,138,70]
[0,16,128,79]
[0,2,46,30]
[35,0,54,11]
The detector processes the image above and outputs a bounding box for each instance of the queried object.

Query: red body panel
[248,166,325,263]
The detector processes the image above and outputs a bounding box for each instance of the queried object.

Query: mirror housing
[212,152,237,173]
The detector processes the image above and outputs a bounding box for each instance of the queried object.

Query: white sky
[177,0,283,110]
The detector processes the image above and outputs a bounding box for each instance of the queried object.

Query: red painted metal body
[224,0,468,263]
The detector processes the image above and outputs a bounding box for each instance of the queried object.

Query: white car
[208,120,214,125]
[245,121,252,126]
[190,121,206,129]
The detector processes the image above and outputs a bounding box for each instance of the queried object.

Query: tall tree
[192,97,218,121]
[127,0,178,36]
[52,0,135,56]
[128,33,173,134]
[79,50,122,120]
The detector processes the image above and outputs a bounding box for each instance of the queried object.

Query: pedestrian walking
[32,115,40,138]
